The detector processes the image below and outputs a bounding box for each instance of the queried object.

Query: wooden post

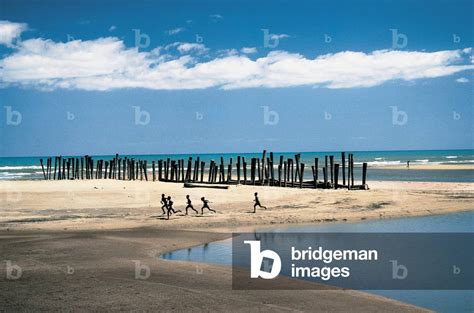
[334,164,339,189]
[104,161,108,179]
[278,164,282,187]
[347,155,351,190]
[295,154,300,186]
[46,158,51,180]
[227,158,232,182]
[80,157,83,180]
[40,159,46,180]
[214,162,218,182]
[185,157,191,181]
[283,161,287,187]
[70,158,74,180]
[350,154,354,187]
[266,157,271,186]
[176,160,180,181]
[342,152,346,186]
[329,155,334,186]
[220,157,225,182]
[279,155,283,186]
[270,152,275,186]
[67,159,71,180]
[288,159,295,187]
[123,159,126,180]
[242,157,247,185]
[53,157,58,180]
[144,161,148,181]
[62,158,66,180]
[208,161,214,182]
[311,166,316,188]
[299,163,304,188]
[324,156,328,185]
[90,157,94,179]
[314,158,319,182]
[261,150,266,186]
[236,156,241,184]
[57,156,62,180]
[75,158,79,179]
[165,158,170,181]
[362,162,367,186]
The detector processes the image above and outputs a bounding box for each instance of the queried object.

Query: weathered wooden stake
[40,159,46,180]
[362,162,367,186]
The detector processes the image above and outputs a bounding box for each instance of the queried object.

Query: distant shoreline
[376,164,474,170]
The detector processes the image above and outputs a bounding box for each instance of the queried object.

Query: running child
[200,197,216,215]
[253,192,267,213]
[185,195,198,215]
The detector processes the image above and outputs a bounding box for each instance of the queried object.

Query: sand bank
[0,180,472,232]
[1,179,471,311]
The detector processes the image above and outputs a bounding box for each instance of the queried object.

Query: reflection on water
[162,211,474,313]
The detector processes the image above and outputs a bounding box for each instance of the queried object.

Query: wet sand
[1,179,472,311]
[0,228,430,312]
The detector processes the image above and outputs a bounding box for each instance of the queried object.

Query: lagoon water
[162,211,474,313]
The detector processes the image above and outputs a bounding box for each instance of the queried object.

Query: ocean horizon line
[1,148,473,159]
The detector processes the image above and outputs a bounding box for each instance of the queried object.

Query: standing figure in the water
[160,194,168,215]
[185,195,198,215]
[200,197,216,215]
[407,160,410,169]
[253,192,267,213]
[166,196,181,219]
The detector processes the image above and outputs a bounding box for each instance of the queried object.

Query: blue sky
[0,0,472,156]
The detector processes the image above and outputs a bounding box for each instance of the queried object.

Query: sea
[1,149,473,182]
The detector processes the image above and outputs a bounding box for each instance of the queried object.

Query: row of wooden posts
[39,151,368,190]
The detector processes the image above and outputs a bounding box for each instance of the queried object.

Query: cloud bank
[0,21,472,91]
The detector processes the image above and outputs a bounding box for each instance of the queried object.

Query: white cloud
[270,34,289,40]
[0,21,27,47]
[241,47,257,54]
[165,27,185,35]
[165,42,208,55]
[455,77,469,83]
[0,33,472,91]
[109,25,116,32]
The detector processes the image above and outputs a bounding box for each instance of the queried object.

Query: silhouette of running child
[185,195,198,215]
[166,196,181,220]
[200,197,216,215]
[253,192,267,213]
[160,194,168,215]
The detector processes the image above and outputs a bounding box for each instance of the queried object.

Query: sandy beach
[0,179,472,232]
[1,179,472,311]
